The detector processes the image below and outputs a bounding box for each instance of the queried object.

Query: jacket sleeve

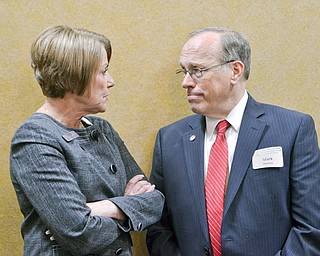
[146,131,182,256]
[104,121,165,232]
[280,114,320,255]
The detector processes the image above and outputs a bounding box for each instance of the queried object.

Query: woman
[10,25,164,255]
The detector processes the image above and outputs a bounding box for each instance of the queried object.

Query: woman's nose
[106,73,115,88]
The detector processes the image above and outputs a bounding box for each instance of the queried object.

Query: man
[146,27,320,255]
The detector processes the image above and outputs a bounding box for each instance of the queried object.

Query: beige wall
[1,1,319,255]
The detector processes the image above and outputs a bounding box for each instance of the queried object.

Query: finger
[132,180,151,191]
[133,182,154,195]
[125,175,145,195]
[127,175,145,185]
[125,181,149,195]
[138,184,155,194]
[145,184,155,193]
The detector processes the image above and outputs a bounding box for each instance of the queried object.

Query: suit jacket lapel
[224,96,267,216]
[182,115,210,241]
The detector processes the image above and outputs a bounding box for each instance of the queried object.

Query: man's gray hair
[189,27,251,80]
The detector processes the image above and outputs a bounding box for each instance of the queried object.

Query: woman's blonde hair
[30,25,112,98]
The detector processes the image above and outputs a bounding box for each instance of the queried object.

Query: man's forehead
[186,32,221,48]
[179,33,221,66]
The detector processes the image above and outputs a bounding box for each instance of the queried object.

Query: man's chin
[189,104,202,115]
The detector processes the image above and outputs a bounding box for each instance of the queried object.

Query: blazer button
[110,164,117,174]
[90,130,100,140]
[115,247,123,255]
[137,223,143,231]
[203,246,210,255]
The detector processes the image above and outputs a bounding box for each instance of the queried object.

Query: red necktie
[205,119,230,255]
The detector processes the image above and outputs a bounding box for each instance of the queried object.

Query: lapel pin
[189,134,196,141]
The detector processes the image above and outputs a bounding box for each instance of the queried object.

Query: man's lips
[187,93,202,101]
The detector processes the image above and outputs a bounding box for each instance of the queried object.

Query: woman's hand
[124,175,155,196]
[86,175,155,220]
[87,200,126,220]
[45,200,126,241]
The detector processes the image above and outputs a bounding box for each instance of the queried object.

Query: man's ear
[230,60,245,85]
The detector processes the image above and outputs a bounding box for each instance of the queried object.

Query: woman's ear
[230,60,245,85]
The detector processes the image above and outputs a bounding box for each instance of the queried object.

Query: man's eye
[192,69,201,75]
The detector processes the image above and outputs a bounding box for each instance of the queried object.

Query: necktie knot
[217,119,230,135]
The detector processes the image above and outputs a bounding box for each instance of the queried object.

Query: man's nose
[181,73,196,89]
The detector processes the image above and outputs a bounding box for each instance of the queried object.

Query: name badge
[252,146,284,169]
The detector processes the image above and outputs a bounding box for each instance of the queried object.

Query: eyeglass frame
[176,59,236,79]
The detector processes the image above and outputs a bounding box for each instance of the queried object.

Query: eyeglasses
[176,60,236,79]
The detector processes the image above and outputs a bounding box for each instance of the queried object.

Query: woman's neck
[37,96,85,128]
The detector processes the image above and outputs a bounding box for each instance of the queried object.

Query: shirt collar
[205,90,248,138]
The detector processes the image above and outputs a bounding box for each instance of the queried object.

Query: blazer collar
[182,115,210,241]
[224,95,267,216]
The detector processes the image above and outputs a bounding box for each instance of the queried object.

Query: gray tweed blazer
[10,113,164,256]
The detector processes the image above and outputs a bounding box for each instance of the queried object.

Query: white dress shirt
[204,91,248,178]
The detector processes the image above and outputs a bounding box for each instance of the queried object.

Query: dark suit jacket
[147,95,320,256]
